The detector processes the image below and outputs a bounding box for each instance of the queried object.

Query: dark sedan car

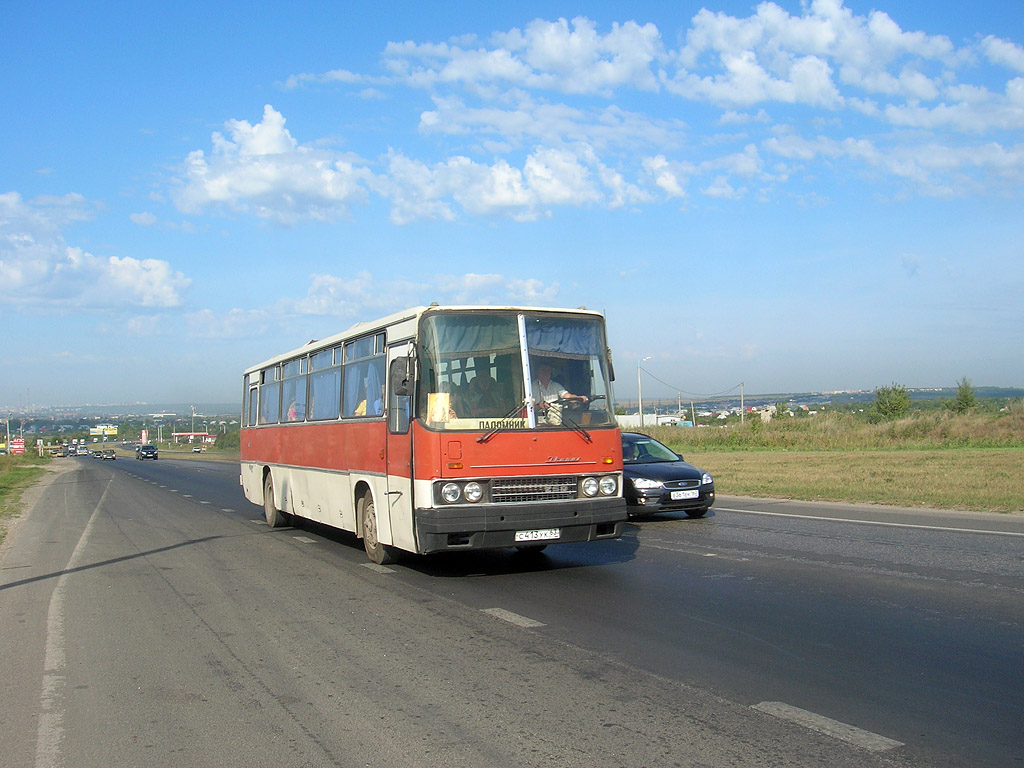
[137,444,158,460]
[622,432,714,518]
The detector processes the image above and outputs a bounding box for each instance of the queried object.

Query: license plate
[515,528,561,542]
[671,490,700,500]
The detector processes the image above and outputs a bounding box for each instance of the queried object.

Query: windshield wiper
[477,400,528,443]
[558,412,592,443]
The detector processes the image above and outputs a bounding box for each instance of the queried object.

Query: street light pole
[638,356,651,428]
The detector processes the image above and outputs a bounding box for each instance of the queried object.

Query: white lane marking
[198,501,210,505]
[361,563,395,574]
[753,701,903,752]
[37,477,112,768]
[293,536,316,544]
[220,508,234,513]
[483,607,546,628]
[717,507,1024,537]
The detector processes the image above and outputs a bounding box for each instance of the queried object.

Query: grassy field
[646,408,1024,513]
[0,454,51,547]
[688,449,1023,512]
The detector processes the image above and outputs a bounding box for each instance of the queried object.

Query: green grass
[0,454,51,546]
[644,409,1024,513]
[690,449,1024,512]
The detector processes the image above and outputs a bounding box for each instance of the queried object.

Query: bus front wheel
[361,496,397,565]
[263,473,289,528]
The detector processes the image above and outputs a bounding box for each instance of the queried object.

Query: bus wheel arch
[357,487,398,565]
[263,469,289,528]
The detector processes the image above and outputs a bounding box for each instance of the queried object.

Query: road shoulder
[0,461,76,566]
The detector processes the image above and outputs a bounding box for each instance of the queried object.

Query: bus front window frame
[416,310,614,432]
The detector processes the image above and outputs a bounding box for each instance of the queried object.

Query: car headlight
[702,473,713,485]
[631,477,663,490]
[599,475,617,496]
[464,482,483,502]
[581,477,599,497]
[441,482,461,503]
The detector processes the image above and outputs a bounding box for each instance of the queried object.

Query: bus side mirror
[391,357,411,396]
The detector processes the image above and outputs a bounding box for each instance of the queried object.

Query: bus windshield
[417,310,615,431]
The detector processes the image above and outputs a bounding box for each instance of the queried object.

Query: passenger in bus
[464,374,509,417]
[532,363,588,423]
[354,385,384,416]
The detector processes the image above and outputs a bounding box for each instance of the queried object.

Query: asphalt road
[1,456,1021,768]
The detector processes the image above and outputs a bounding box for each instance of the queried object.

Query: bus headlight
[581,477,599,497]
[464,482,483,502]
[441,482,461,503]
[599,475,618,496]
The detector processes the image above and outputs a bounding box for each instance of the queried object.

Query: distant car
[621,432,715,518]
[100,449,116,460]
[76,446,89,456]
[137,444,158,460]
[192,446,203,453]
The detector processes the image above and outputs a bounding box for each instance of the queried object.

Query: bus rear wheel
[361,496,397,565]
[263,473,289,528]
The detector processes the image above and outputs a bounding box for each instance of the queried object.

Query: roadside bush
[873,382,911,421]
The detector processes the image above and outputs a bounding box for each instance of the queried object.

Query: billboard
[11,438,26,455]
[89,424,118,437]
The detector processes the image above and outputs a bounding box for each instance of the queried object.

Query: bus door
[385,344,415,552]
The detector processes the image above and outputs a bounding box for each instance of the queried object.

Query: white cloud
[642,155,691,198]
[382,17,664,96]
[981,36,1024,73]
[130,211,157,227]
[182,7,1023,226]
[172,105,372,224]
[418,95,687,153]
[372,145,640,223]
[0,192,190,309]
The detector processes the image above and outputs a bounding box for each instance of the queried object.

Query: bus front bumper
[414,497,627,554]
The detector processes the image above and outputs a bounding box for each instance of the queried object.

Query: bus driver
[532,363,588,424]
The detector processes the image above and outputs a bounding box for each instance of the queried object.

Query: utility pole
[638,356,651,429]
[740,381,745,424]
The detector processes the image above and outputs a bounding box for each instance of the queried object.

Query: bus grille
[492,476,577,503]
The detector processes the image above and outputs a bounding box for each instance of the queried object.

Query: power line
[638,366,743,399]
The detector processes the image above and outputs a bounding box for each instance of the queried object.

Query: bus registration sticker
[515,528,560,542]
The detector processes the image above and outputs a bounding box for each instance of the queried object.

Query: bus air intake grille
[492,476,577,503]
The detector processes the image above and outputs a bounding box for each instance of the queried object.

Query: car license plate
[671,490,700,500]
[515,528,561,542]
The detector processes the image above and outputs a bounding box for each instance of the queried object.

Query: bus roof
[242,304,606,375]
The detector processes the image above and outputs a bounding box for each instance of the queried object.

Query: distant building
[171,431,216,445]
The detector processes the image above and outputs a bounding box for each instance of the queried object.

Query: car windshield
[623,436,679,464]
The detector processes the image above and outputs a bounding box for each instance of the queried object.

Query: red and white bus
[240,305,626,563]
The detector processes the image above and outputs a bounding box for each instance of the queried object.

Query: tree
[874,382,910,420]
[951,377,977,413]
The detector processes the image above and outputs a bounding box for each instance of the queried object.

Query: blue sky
[2,0,1022,408]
